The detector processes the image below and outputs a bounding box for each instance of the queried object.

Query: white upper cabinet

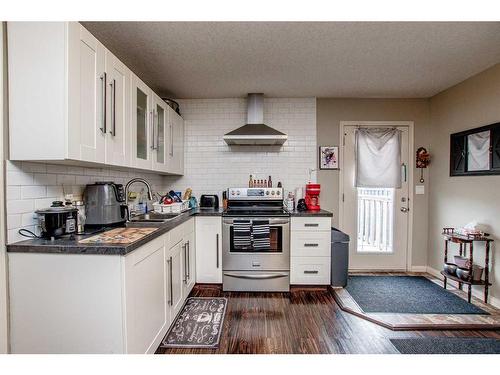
[151,93,170,173]
[7,22,183,175]
[67,23,106,163]
[130,74,153,170]
[105,50,131,167]
[168,107,185,175]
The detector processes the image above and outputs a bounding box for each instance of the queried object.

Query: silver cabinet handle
[224,272,288,280]
[167,257,173,306]
[304,270,319,274]
[186,241,190,280]
[304,243,319,247]
[100,72,107,134]
[109,78,116,136]
[150,111,155,150]
[155,111,159,151]
[182,243,187,284]
[216,233,219,268]
[304,223,319,227]
[169,122,173,156]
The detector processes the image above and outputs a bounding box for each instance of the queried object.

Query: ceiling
[82,22,500,99]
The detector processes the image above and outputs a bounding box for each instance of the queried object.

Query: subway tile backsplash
[5,161,166,243]
[164,98,317,198]
[6,97,316,243]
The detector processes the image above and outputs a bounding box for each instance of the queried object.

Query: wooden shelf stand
[442,228,494,303]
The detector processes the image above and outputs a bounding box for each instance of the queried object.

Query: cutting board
[79,227,158,244]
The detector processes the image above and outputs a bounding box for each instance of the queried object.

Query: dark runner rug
[161,297,227,348]
[390,337,500,354]
[345,276,488,314]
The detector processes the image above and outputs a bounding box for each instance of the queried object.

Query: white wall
[164,98,317,199]
[5,162,166,244]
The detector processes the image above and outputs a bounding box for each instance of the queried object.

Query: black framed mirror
[450,122,500,176]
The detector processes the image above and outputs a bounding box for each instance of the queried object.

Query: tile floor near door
[156,278,500,354]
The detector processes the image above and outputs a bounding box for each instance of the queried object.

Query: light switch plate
[415,185,425,195]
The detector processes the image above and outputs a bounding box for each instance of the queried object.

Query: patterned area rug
[390,338,500,354]
[161,297,227,348]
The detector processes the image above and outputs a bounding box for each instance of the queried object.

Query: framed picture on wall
[319,146,339,170]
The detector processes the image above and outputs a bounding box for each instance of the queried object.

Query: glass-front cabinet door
[152,94,169,172]
[131,74,152,170]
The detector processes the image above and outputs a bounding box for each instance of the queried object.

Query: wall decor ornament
[416,147,430,183]
[319,146,339,170]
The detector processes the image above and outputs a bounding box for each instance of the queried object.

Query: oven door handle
[223,218,289,225]
[223,272,289,280]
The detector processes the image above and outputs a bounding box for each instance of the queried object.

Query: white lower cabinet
[195,217,222,283]
[8,218,197,354]
[290,217,332,285]
[167,240,185,321]
[124,236,167,354]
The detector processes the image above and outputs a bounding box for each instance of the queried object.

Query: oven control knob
[231,191,235,195]
[236,191,240,195]
[276,190,280,196]
[266,191,270,195]
[271,190,275,195]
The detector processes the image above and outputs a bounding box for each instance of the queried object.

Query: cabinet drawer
[290,257,331,285]
[291,217,331,231]
[291,232,330,257]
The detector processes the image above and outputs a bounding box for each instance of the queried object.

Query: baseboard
[426,266,500,309]
[410,266,427,272]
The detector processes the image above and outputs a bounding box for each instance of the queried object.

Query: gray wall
[428,63,500,304]
[316,98,431,268]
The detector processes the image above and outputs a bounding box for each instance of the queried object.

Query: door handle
[304,223,319,227]
[167,257,173,306]
[304,270,319,274]
[216,234,219,268]
[400,207,409,212]
[109,78,116,136]
[304,243,319,247]
[100,72,107,134]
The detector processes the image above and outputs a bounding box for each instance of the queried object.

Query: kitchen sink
[128,211,180,223]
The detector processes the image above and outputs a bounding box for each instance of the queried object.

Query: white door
[105,51,131,167]
[131,74,152,170]
[151,95,169,172]
[341,123,411,271]
[195,217,222,283]
[67,23,106,163]
[167,107,184,175]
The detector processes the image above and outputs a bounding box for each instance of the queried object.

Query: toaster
[200,194,219,209]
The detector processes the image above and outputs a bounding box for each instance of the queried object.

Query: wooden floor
[156,282,500,354]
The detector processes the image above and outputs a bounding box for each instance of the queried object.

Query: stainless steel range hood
[223,94,287,146]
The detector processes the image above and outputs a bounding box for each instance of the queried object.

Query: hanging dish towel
[233,220,252,249]
[252,220,271,249]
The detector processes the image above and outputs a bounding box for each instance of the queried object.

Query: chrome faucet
[125,178,154,220]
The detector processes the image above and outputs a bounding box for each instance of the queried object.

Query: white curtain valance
[355,128,402,188]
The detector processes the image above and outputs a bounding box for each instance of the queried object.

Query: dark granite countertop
[7,207,223,256]
[7,207,332,256]
[288,209,333,217]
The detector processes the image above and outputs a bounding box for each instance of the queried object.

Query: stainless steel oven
[222,188,290,292]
